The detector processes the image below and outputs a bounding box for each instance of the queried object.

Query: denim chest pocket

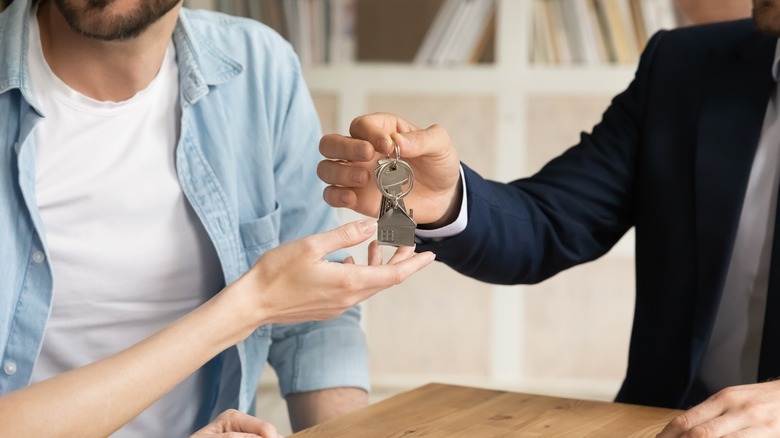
[239,205,281,339]
[239,203,281,265]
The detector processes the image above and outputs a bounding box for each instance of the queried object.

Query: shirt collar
[0,0,36,100]
[772,39,780,81]
[173,9,243,105]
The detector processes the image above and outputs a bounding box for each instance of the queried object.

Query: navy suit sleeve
[417,32,667,285]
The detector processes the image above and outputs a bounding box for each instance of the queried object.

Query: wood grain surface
[290,383,683,437]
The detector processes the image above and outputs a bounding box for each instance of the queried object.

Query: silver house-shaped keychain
[375,144,417,246]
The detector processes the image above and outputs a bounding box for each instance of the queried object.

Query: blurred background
[179,0,752,434]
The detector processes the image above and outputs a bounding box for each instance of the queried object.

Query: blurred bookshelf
[531,0,679,66]
[529,0,749,66]
[185,0,497,66]
[180,0,692,68]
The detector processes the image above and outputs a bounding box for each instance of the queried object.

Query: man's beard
[52,0,180,41]
[753,0,780,37]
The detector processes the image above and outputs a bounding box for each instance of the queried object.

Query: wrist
[418,177,463,230]
[213,280,271,344]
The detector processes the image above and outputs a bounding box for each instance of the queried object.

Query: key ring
[381,141,401,169]
[391,142,401,168]
[375,159,415,200]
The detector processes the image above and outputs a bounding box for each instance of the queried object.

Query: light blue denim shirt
[0,0,368,427]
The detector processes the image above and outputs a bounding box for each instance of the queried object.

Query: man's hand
[228,220,435,330]
[318,113,462,227]
[657,380,780,437]
[191,409,282,438]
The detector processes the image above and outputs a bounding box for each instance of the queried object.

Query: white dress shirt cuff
[415,165,468,240]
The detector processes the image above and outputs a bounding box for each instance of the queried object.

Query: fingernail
[359,219,377,233]
[390,132,407,146]
[382,135,395,153]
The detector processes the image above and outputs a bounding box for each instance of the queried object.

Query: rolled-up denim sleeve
[267,305,369,398]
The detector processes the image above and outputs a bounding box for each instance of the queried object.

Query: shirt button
[32,251,45,263]
[3,361,17,376]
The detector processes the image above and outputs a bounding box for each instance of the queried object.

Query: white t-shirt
[28,11,223,438]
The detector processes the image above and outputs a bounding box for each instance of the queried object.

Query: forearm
[0,220,434,437]
[418,163,631,285]
[286,387,368,432]
[0,287,258,438]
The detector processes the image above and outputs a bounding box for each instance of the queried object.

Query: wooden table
[290,383,683,437]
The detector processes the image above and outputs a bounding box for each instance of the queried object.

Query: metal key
[376,159,410,217]
[375,145,416,247]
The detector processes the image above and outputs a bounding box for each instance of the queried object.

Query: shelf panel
[303,64,637,95]
[523,66,637,94]
[303,64,501,94]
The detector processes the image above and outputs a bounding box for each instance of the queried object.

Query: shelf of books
[180,0,653,103]
[530,0,680,66]
[184,0,685,67]
[186,0,497,66]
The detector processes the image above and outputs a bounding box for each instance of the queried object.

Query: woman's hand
[228,219,436,330]
[191,409,283,438]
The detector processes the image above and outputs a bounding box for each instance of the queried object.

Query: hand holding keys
[319,114,462,227]
[375,141,416,246]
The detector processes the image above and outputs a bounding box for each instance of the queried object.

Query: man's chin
[53,0,180,42]
[70,24,151,41]
[753,2,780,37]
[754,19,780,37]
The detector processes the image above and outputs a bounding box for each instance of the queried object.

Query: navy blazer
[418,20,778,409]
